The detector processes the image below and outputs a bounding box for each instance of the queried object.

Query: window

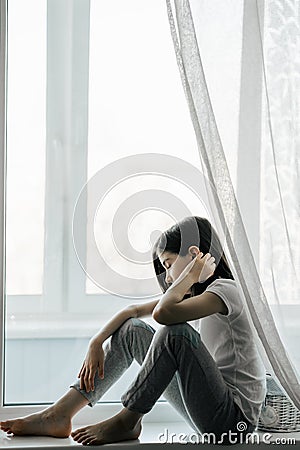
[1,0,210,415]
[4,0,293,423]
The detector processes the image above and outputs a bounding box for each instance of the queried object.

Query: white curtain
[166,0,300,409]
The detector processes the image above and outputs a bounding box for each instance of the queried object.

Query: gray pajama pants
[71,318,256,443]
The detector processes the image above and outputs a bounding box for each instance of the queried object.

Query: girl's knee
[115,317,155,336]
[158,322,193,334]
[156,322,201,349]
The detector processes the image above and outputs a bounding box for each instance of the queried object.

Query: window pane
[4,0,48,404]
[86,0,204,296]
[6,0,46,295]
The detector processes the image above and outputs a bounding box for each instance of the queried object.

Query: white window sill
[0,423,300,448]
[0,422,193,448]
[7,316,106,340]
[6,314,159,340]
[6,304,300,340]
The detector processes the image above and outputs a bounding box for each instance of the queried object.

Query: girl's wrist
[169,272,195,296]
[184,270,199,286]
[90,335,105,348]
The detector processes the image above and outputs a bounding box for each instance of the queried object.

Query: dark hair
[152,216,234,296]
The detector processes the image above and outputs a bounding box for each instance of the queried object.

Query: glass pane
[86,0,205,297]
[4,0,47,404]
[6,0,46,295]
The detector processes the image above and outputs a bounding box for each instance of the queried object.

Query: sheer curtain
[166,0,300,409]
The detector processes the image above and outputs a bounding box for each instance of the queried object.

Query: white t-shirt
[189,278,267,426]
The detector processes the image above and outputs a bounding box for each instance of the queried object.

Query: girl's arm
[153,291,227,325]
[90,299,159,347]
[152,253,227,324]
[78,300,158,392]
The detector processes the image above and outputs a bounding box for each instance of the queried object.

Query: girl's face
[158,250,193,287]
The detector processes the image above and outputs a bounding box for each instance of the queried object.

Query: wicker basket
[258,373,300,432]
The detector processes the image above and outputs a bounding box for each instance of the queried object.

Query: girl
[0,216,266,445]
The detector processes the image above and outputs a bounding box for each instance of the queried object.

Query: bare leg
[71,407,143,446]
[0,318,151,438]
[0,319,197,442]
[0,388,88,437]
[70,322,256,446]
[0,319,153,439]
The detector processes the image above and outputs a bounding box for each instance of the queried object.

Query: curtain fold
[258,0,300,310]
[166,0,300,409]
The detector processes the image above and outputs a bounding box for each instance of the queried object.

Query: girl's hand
[78,341,105,393]
[190,252,216,283]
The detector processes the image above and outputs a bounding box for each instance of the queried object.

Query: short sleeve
[205,279,242,319]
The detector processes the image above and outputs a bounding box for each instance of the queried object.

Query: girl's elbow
[152,307,173,325]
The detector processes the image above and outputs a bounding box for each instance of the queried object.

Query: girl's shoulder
[205,277,241,318]
[207,277,238,293]
[209,277,236,286]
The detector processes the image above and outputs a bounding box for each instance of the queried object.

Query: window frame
[0,0,299,426]
[43,0,90,314]
[0,0,8,415]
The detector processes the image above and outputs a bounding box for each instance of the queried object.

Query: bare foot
[0,409,72,438]
[71,414,142,446]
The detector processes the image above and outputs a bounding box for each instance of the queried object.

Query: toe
[71,429,86,439]
[72,433,82,442]
[77,433,90,444]
[0,421,10,428]
[82,436,93,446]
[71,426,86,436]
[72,432,82,441]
